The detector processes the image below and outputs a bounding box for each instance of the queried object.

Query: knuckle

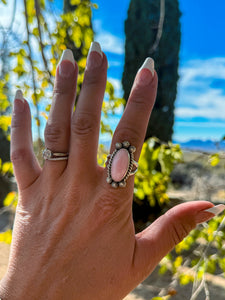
[53,88,70,99]
[130,95,149,112]
[44,122,67,146]
[11,114,23,129]
[93,192,121,224]
[71,112,96,138]
[114,124,142,146]
[53,79,75,97]
[11,148,31,164]
[84,70,102,87]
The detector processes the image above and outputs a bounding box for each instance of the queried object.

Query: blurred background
[0,1,225,299]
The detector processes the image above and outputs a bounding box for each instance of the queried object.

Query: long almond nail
[86,41,103,69]
[195,204,225,224]
[137,57,155,86]
[204,204,225,216]
[13,90,24,113]
[59,49,75,77]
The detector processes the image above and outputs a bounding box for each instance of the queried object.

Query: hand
[0,42,215,300]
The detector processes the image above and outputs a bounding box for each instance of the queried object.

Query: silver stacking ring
[106,141,138,188]
[42,148,69,161]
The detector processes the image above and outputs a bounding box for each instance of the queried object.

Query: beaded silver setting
[106,141,138,188]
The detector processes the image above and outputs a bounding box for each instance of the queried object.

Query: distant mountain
[101,138,225,153]
[173,139,225,152]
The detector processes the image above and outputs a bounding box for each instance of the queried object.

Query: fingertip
[60,49,75,66]
[13,90,24,113]
[139,57,155,76]
[15,89,24,101]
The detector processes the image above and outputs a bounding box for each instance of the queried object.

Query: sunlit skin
[0,43,215,300]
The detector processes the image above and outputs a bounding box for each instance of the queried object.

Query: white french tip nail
[15,90,24,102]
[205,204,225,216]
[60,49,75,66]
[89,41,103,57]
[139,57,155,76]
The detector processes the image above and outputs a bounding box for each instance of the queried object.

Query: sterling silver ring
[42,148,69,161]
[106,141,138,188]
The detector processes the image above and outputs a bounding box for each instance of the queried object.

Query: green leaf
[209,153,220,166]
[3,192,17,207]
[70,0,81,4]
[32,27,39,36]
[0,230,12,244]
[2,162,13,175]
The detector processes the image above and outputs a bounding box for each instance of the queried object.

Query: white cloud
[176,57,225,120]
[176,121,225,128]
[180,57,225,87]
[108,60,122,67]
[96,31,124,54]
[93,19,124,55]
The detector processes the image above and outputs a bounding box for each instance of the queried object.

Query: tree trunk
[122,0,181,142]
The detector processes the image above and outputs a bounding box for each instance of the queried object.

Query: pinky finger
[11,90,41,190]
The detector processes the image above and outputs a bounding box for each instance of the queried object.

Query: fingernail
[59,49,75,78]
[13,90,24,113]
[204,204,225,216]
[195,204,225,224]
[137,57,155,86]
[86,41,103,70]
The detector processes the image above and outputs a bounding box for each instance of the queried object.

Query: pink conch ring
[106,141,138,188]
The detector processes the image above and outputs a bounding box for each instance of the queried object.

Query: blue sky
[1,0,225,142]
[92,0,225,142]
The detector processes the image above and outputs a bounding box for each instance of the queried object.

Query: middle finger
[68,42,107,175]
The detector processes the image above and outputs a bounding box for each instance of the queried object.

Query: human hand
[0,42,217,300]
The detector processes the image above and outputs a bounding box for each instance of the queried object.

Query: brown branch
[23,0,41,144]
[34,0,52,84]
[149,0,165,54]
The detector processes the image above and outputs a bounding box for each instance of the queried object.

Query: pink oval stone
[111,148,130,182]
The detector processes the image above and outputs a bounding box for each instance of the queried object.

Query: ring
[106,141,138,188]
[42,148,69,161]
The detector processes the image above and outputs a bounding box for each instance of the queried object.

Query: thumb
[133,201,216,281]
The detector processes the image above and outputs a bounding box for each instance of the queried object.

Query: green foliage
[157,150,225,297]
[123,0,181,142]
[0,229,12,244]
[134,137,183,207]
[3,191,17,207]
[159,213,225,295]
[151,296,171,300]
[0,73,11,137]
[209,153,220,166]
[0,159,13,176]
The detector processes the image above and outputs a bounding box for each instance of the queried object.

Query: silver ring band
[43,148,69,161]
